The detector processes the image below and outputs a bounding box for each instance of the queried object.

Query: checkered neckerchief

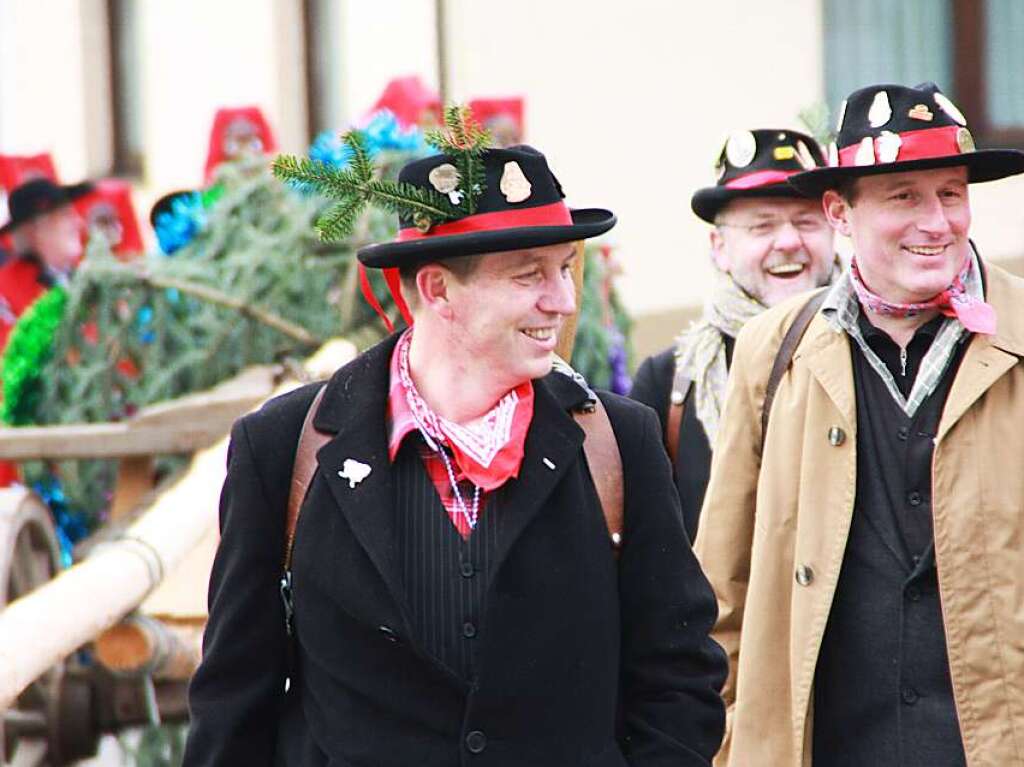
[822,251,981,417]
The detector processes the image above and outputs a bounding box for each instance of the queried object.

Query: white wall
[442,0,826,313]
[0,0,111,180]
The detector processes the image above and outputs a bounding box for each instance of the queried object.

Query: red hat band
[836,125,972,168]
[724,169,801,190]
[396,201,571,242]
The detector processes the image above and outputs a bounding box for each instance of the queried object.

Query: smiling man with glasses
[630,128,836,539]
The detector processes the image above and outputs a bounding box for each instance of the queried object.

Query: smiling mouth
[904,244,948,256]
[521,327,557,342]
[766,263,806,277]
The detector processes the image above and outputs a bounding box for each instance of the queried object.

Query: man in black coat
[630,129,836,539]
[184,139,726,766]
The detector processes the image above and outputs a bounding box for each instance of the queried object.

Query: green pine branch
[272,130,461,241]
[425,105,491,215]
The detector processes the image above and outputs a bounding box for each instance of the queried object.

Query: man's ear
[822,190,852,238]
[709,227,730,273]
[415,264,454,320]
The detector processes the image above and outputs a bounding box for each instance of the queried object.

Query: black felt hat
[690,128,825,223]
[790,82,1024,196]
[356,145,615,268]
[0,178,93,235]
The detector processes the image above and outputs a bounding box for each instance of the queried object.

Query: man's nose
[772,221,803,252]
[541,269,577,315]
[917,197,954,236]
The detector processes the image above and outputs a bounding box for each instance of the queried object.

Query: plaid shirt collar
[822,248,981,417]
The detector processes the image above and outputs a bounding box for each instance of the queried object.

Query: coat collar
[794,260,1024,440]
[309,332,589,644]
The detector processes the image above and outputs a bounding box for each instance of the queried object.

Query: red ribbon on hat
[396,200,571,241]
[837,125,965,167]
[359,263,413,332]
[724,169,800,190]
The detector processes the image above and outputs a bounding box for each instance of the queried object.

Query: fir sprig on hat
[272,104,491,241]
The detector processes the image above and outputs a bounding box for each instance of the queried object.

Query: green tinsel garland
[1,287,67,426]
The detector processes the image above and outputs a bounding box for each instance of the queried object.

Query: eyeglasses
[716,217,829,239]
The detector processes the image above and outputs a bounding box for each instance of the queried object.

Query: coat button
[906,586,921,602]
[465,730,487,753]
[897,426,910,441]
[827,426,846,446]
[460,560,475,578]
[670,389,685,405]
[901,686,919,705]
[795,565,814,586]
[462,621,477,639]
[907,491,922,507]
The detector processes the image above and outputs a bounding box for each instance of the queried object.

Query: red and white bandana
[387,330,533,492]
[850,252,996,334]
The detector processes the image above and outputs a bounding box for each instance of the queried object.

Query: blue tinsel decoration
[32,476,89,568]
[308,109,427,171]
[154,192,208,255]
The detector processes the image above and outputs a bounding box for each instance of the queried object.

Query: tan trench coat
[695,261,1024,767]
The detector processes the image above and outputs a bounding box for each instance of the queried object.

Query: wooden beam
[0,365,278,460]
[93,615,203,681]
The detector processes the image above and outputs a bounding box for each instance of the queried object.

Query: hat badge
[956,127,976,154]
[908,103,934,121]
[795,140,817,170]
[499,161,532,203]
[876,131,902,163]
[868,91,892,128]
[725,130,757,168]
[934,92,967,126]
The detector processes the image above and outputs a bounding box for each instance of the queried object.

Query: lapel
[937,263,1024,442]
[312,334,410,629]
[793,313,857,429]
[307,335,591,632]
[488,373,586,580]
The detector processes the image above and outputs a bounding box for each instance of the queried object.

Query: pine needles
[272,105,492,239]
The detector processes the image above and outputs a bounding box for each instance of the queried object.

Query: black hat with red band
[789,82,1024,196]
[356,145,615,269]
[690,129,826,224]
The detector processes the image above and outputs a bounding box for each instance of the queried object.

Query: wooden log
[0,339,357,708]
[554,241,586,362]
[92,616,203,681]
[0,364,278,461]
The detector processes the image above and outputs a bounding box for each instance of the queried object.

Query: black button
[906,586,921,602]
[378,625,399,643]
[465,730,487,753]
[901,686,919,705]
[460,560,475,578]
[907,491,922,507]
[463,621,477,639]
[897,426,910,441]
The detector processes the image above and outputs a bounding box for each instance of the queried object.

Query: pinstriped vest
[393,438,506,682]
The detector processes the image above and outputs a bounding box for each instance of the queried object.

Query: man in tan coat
[697,81,1024,767]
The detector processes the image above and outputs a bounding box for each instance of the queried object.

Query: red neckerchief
[850,253,996,334]
[386,330,534,492]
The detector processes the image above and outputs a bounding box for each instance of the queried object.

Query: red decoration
[204,106,277,182]
[365,76,442,130]
[396,201,571,241]
[74,179,144,258]
[837,125,964,167]
[469,98,525,147]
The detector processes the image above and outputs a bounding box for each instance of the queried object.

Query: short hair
[831,176,860,206]
[398,254,484,306]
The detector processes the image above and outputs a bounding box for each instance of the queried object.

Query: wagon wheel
[0,487,92,766]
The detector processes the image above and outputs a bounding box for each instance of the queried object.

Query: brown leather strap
[284,385,625,564]
[665,377,691,468]
[760,289,828,444]
[284,385,330,570]
[573,397,625,553]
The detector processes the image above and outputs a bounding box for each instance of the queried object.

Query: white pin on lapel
[338,459,372,488]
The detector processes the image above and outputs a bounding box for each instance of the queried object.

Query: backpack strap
[760,289,828,443]
[573,397,625,553]
[284,385,330,571]
[665,368,692,469]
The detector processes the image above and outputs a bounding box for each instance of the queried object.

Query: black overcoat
[183,335,726,767]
